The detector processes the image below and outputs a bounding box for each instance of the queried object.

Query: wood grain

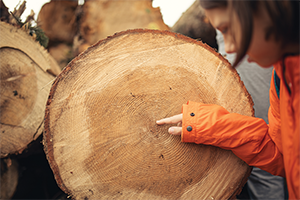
[44,29,253,199]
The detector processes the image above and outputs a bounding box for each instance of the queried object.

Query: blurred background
[3,0,195,27]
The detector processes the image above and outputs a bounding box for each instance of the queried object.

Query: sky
[2,0,195,27]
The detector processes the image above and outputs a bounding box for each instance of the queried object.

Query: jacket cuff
[181,101,202,143]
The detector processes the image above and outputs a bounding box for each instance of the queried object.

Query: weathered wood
[44,29,253,199]
[8,1,26,25]
[73,0,169,55]
[0,22,61,157]
[172,1,218,49]
[0,158,18,199]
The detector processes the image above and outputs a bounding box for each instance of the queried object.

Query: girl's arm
[181,100,285,177]
[181,69,285,177]
[157,69,285,177]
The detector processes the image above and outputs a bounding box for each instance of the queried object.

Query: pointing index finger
[156,114,182,125]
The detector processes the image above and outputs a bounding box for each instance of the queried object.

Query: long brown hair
[199,0,300,67]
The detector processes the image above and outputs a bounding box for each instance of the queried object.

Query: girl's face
[205,6,283,68]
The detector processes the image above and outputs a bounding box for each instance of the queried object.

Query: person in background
[216,29,288,199]
[156,0,299,199]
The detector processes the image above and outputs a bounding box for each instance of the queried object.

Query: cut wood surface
[0,22,61,157]
[44,29,253,199]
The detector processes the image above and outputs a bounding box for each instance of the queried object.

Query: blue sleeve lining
[274,70,280,99]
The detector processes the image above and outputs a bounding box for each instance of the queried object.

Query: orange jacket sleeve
[267,69,282,153]
[181,100,285,177]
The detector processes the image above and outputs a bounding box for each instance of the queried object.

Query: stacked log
[37,0,78,44]
[74,0,169,55]
[0,2,62,193]
[44,29,252,199]
[37,0,78,69]
[0,21,61,158]
[0,2,61,192]
[38,0,219,70]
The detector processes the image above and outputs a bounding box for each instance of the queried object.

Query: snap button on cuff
[190,112,195,117]
[187,126,192,132]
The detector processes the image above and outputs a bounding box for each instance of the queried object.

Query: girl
[156,0,299,199]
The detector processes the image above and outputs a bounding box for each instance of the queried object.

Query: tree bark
[44,29,253,199]
[172,1,218,50]
[0,22,61,158]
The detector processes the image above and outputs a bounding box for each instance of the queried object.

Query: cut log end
[0,21,61,157]
[44,29,253,199]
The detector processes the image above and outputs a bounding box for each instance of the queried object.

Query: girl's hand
[156,114,183,135]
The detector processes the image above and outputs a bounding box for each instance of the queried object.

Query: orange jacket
[181,55,300,199]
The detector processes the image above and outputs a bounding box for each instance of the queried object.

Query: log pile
[37,0,170,69]
[44,29,252,199]
[1,1,253,199]
[37,0,219,70]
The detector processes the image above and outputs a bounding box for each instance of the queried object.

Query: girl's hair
[199,0,300,67]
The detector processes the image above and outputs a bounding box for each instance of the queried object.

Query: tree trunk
[0,158,18,199]
[0,21,61,158]
[171,1,218,50]
[44,29,253,199]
